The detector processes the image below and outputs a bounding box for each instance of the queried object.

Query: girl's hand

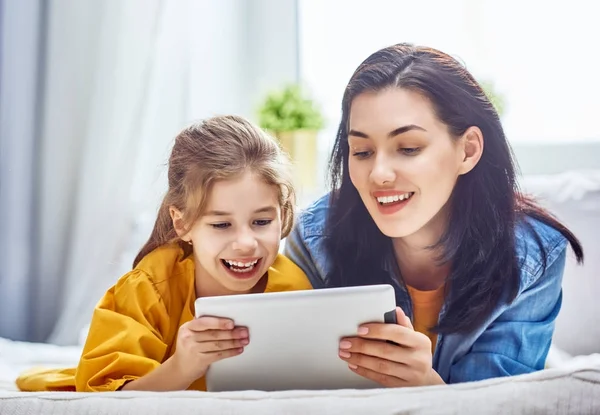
[171,316,249,384]
[338,307,444,387]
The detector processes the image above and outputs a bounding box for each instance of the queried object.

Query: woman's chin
[373,218,426,239]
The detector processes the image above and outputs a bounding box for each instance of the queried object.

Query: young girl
[17,115,312,392]
[285,43,584,386]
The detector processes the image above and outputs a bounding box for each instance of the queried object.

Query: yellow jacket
[16,243,312,392]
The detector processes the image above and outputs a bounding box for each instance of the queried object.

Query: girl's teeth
[224,259,259,272]
[226,259,258,267]
[232,267,253,273]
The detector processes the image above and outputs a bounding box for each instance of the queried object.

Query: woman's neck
[392,213,450,291]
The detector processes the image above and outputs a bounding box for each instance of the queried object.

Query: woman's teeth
[377,192,414,205]
[223,259,259,273]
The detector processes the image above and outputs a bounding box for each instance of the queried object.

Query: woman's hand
[338,307,444,387]
[170,316,249,384]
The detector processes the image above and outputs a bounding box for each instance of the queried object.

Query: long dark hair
[325,43,584,334]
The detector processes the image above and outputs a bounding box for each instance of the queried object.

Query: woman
[284,43,583,386]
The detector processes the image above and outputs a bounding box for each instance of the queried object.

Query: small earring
[185,240,193,246]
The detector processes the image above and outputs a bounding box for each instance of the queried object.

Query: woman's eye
[210,222,230,229]
[351,150,372,159]
[400,147,421,156]
[254,219,273,226]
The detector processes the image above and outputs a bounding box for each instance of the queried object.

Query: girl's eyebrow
[205,206,277,216]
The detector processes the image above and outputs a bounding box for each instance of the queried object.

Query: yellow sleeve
[75,270,171,392]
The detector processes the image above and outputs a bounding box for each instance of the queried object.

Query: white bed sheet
[0,337,81,391]
[1,337,599,414]
[0,355,597,415]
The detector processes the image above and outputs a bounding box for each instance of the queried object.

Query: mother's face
[347,87,481,239]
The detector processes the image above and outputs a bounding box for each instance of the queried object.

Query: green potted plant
[257,84,324,192]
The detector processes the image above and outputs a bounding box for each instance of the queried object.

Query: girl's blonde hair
[133,115,295,267]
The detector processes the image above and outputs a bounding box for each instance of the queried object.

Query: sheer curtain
[44,0,190,345]
[0,0,46,341]
[0,0,184,344]
[1,0,300,345]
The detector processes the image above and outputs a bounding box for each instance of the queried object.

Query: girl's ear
[169,206,191,242]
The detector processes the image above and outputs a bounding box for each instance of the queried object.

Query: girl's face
[347,87,481,244]
[174,170,283,296]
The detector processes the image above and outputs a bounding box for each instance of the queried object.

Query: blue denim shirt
[284,194,568,384]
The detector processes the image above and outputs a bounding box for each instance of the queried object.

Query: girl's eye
[351,150,372,159]
[210,223,230,229]
[400,147,421,155]
[254,219,273,226]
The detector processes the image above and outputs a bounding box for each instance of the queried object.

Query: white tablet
[194,284,397,391]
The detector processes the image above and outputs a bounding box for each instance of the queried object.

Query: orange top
[406,285,445,353]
